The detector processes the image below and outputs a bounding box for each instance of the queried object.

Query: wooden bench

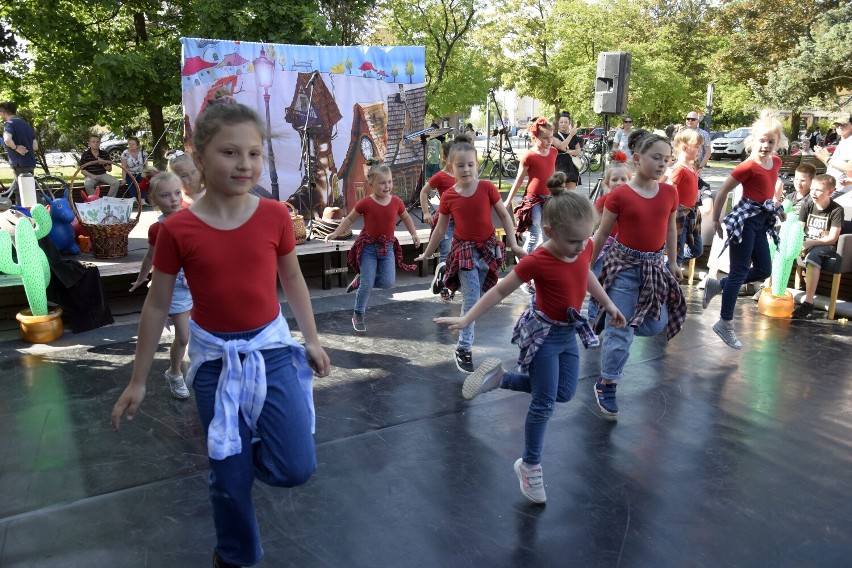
[778,153,828,193]
[296,228,433,290]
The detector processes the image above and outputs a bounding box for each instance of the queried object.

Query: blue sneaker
[594,380,618,419]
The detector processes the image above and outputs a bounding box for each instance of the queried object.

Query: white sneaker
[164,369,190,400]
[514,458,546,504]
[461,358,503,400]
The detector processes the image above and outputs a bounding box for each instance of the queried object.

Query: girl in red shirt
[504,117,557,256]
[669,128,705,265]
[419,138,460,299]
[325,164,420,332]
[166,150,205,208]
[435,188,626,504]
[590,133,686,420]
[703,110,786,349]
[415,141,525,373]
[112,102,330,568]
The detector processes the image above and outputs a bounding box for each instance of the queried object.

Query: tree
[316,0,376,45]
[1,0,366,165]
[755,4,852,115]
[380,0,499,117]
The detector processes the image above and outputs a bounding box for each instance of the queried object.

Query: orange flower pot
[757,290,794,318]
[16,305,64,343]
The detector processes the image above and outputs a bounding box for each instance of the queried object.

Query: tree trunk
[790,110,802,146]
[145,101,167,170]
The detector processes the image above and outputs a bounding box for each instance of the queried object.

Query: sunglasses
[623,120,633,123]
[685,117,698,121]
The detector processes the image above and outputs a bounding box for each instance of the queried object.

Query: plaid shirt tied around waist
[593,241,686,340]
[513,194,549,242]
[348,232,417,274]
[444,234,505,294]
[719,198,783,256]
[511,305,598,373]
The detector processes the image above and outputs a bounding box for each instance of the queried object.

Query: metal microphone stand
[298,78,318,240]
[489,89,509,190]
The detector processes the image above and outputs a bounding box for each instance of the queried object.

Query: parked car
[578,127,605,141]
[709,130,729,141]
[100,133,128,163]
[711,127,750,161]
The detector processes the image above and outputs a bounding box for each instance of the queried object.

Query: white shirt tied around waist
[186,310,315,461]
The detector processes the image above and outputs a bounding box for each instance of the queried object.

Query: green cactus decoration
[0,205,53,316]
[770,215,805,297]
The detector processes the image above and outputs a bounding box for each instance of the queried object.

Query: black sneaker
[431,262,446,294]
[454,348,474,373]
[346,274,360,293]
[213,550,241,568]
[791,301,815,320]
[352,312,366,332]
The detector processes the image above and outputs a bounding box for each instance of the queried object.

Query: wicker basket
[285,201,308,245]
[69,163,143,259]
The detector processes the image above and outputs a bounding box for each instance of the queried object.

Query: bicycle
[0,172,69,204]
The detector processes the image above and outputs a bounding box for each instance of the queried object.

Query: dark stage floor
[1,283,851,567]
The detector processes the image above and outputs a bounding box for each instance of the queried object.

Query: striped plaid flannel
[513,194,549,242]
[347,232,417,274]
[511,306,597,373]
[443,234,505,294]
[719,198,783,256]
[594,242,687,340]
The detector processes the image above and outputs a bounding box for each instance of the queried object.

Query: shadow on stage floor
[1,285,851,567]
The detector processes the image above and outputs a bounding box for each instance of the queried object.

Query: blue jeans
[676,210,703,265]
[601,264,668,381]
[719,212,772,321]
[193,334,316,566]
[456,249,490,350]
[354,243,396,315]
[124,173,144,199]
[438,218,455,264]
[587,253,605,322]
[501,326,579,465]
[523,203,543,254]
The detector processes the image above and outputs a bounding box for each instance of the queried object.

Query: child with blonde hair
[703,110,787,348]
[166,150,205,207]
[670,128,706,266]
[436,188,626,503]
[325,164,420,332]
[129,171,193,400]
[587,157,632,325]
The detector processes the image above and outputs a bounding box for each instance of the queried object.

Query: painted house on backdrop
[338,102,388,211]
[385,85,427,204]
[284,71,343,218]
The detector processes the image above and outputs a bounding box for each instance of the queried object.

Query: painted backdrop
[180,38,427,216]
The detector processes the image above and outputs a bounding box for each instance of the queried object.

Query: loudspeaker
[594,51,631,115]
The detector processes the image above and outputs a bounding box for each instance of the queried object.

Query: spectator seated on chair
[792,174,844,319]
[786,163,816,218]
[80,134,120,197]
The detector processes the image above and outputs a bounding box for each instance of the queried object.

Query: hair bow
[611,151,628,163]
[530,117,548,136]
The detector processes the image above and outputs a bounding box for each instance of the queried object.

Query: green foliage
[381,0,500,117]
[754,5,852,112]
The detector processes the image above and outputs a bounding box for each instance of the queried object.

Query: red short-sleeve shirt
[522,148,557,198]
[153,199,296,331]
[604,183,679,252]
[732,155,781,202]
[428,171,456,198]
[513,242,593,321]
[438,180,500,242]
[594,193,619,238]
[669,165,699,208]
[148,221,161,246]
[355,195,404,239]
